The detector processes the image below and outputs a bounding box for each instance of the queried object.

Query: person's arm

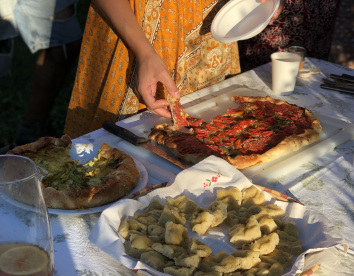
[92,0,179,118]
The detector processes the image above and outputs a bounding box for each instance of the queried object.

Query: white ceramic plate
[47,141,149,215]
[211,0,280,42]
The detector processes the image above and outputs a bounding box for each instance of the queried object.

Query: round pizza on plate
[150,95,322,169]
[7,135,140,210]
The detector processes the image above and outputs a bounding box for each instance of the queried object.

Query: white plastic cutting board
[126,88,354,184]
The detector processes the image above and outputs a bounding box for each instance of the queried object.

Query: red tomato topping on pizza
[195,133,208,140]
[211,115,224,122]
[226,108,244,116]
[222,139,232,146]
[194,127,211,135]
[186,116,205,127]
[213,121,227,128]
[222,116,237,124]
[258,117,275,127]
[205,123,219,131]
[239,138,267,154]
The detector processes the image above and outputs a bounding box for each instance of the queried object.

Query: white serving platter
[123,88,354,186]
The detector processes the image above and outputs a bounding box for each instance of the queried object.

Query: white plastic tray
[119,89,354,185]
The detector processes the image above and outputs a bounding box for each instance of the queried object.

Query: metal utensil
[102,120,190,169]
[329,74,354,83]
[322,78,354,88]
[320,83,354,95]
[102,120,149,145]
[320,74,354,95]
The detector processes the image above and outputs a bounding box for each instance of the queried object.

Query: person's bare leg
[24,40,81,124]
[14,5,81,145]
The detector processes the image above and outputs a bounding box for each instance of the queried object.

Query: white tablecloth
[49,58,354,275]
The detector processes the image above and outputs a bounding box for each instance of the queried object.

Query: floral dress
[64,0,240,138]
[238,0,339,71]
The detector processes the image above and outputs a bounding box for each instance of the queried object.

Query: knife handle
[102,120,148,145]
[330,74,354,83]
[320,84,354,95]
[342,74,354,82]
[322,78,354,88]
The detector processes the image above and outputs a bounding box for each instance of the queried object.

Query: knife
[102,120,149,145]
[102,120,190,169]
[320,83,354,95]
[329,74,354,83]
[322,78,354,88]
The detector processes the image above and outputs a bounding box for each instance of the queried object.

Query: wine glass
[0,155,54,276]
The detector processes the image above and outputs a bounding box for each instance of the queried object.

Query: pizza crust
[226,127,321,169]
[8,135,72,154]
[226,102,322,169]
[165,147,209,165]
[43,143,140,209]
[7,135,140,210]
[230,95,290,106]
[149,96,322,170]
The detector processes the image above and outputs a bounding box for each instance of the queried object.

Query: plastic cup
[271,52,301,96]
[288,46,306,69]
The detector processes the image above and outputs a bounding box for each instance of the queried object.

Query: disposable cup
[271,52,301,96]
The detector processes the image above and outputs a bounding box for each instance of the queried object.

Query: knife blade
[140,141,191,169]
[102,120,149,145]
[102,120,191,169]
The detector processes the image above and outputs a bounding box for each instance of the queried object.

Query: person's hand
[260,0,286,25]
[135,51,180,118]
[91,0,180,118]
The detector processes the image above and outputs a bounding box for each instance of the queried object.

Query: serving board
[120,88,354,185]
[128,88,267,139]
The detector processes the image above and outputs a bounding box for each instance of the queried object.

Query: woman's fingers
[269,0,285,25]
[135,50,180,117]
[146,99,172,118]
[161,74,180,100]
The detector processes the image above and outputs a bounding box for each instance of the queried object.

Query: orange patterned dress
[64,0,241,138]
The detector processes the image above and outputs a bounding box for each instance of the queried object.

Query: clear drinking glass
[288,46,306,70]
[0,155,54,276]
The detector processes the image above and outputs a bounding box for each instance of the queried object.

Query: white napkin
[89,156,347,275]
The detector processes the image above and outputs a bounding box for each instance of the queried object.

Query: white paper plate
[211,0,280,42]
[89,156,346,275]
[47,141,149,215]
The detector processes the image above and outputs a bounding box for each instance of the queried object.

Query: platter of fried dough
[89,156,346,276]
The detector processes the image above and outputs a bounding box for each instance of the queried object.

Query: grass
[0,0,90,150]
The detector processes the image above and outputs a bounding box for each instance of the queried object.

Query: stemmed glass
[0,155,54,276]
